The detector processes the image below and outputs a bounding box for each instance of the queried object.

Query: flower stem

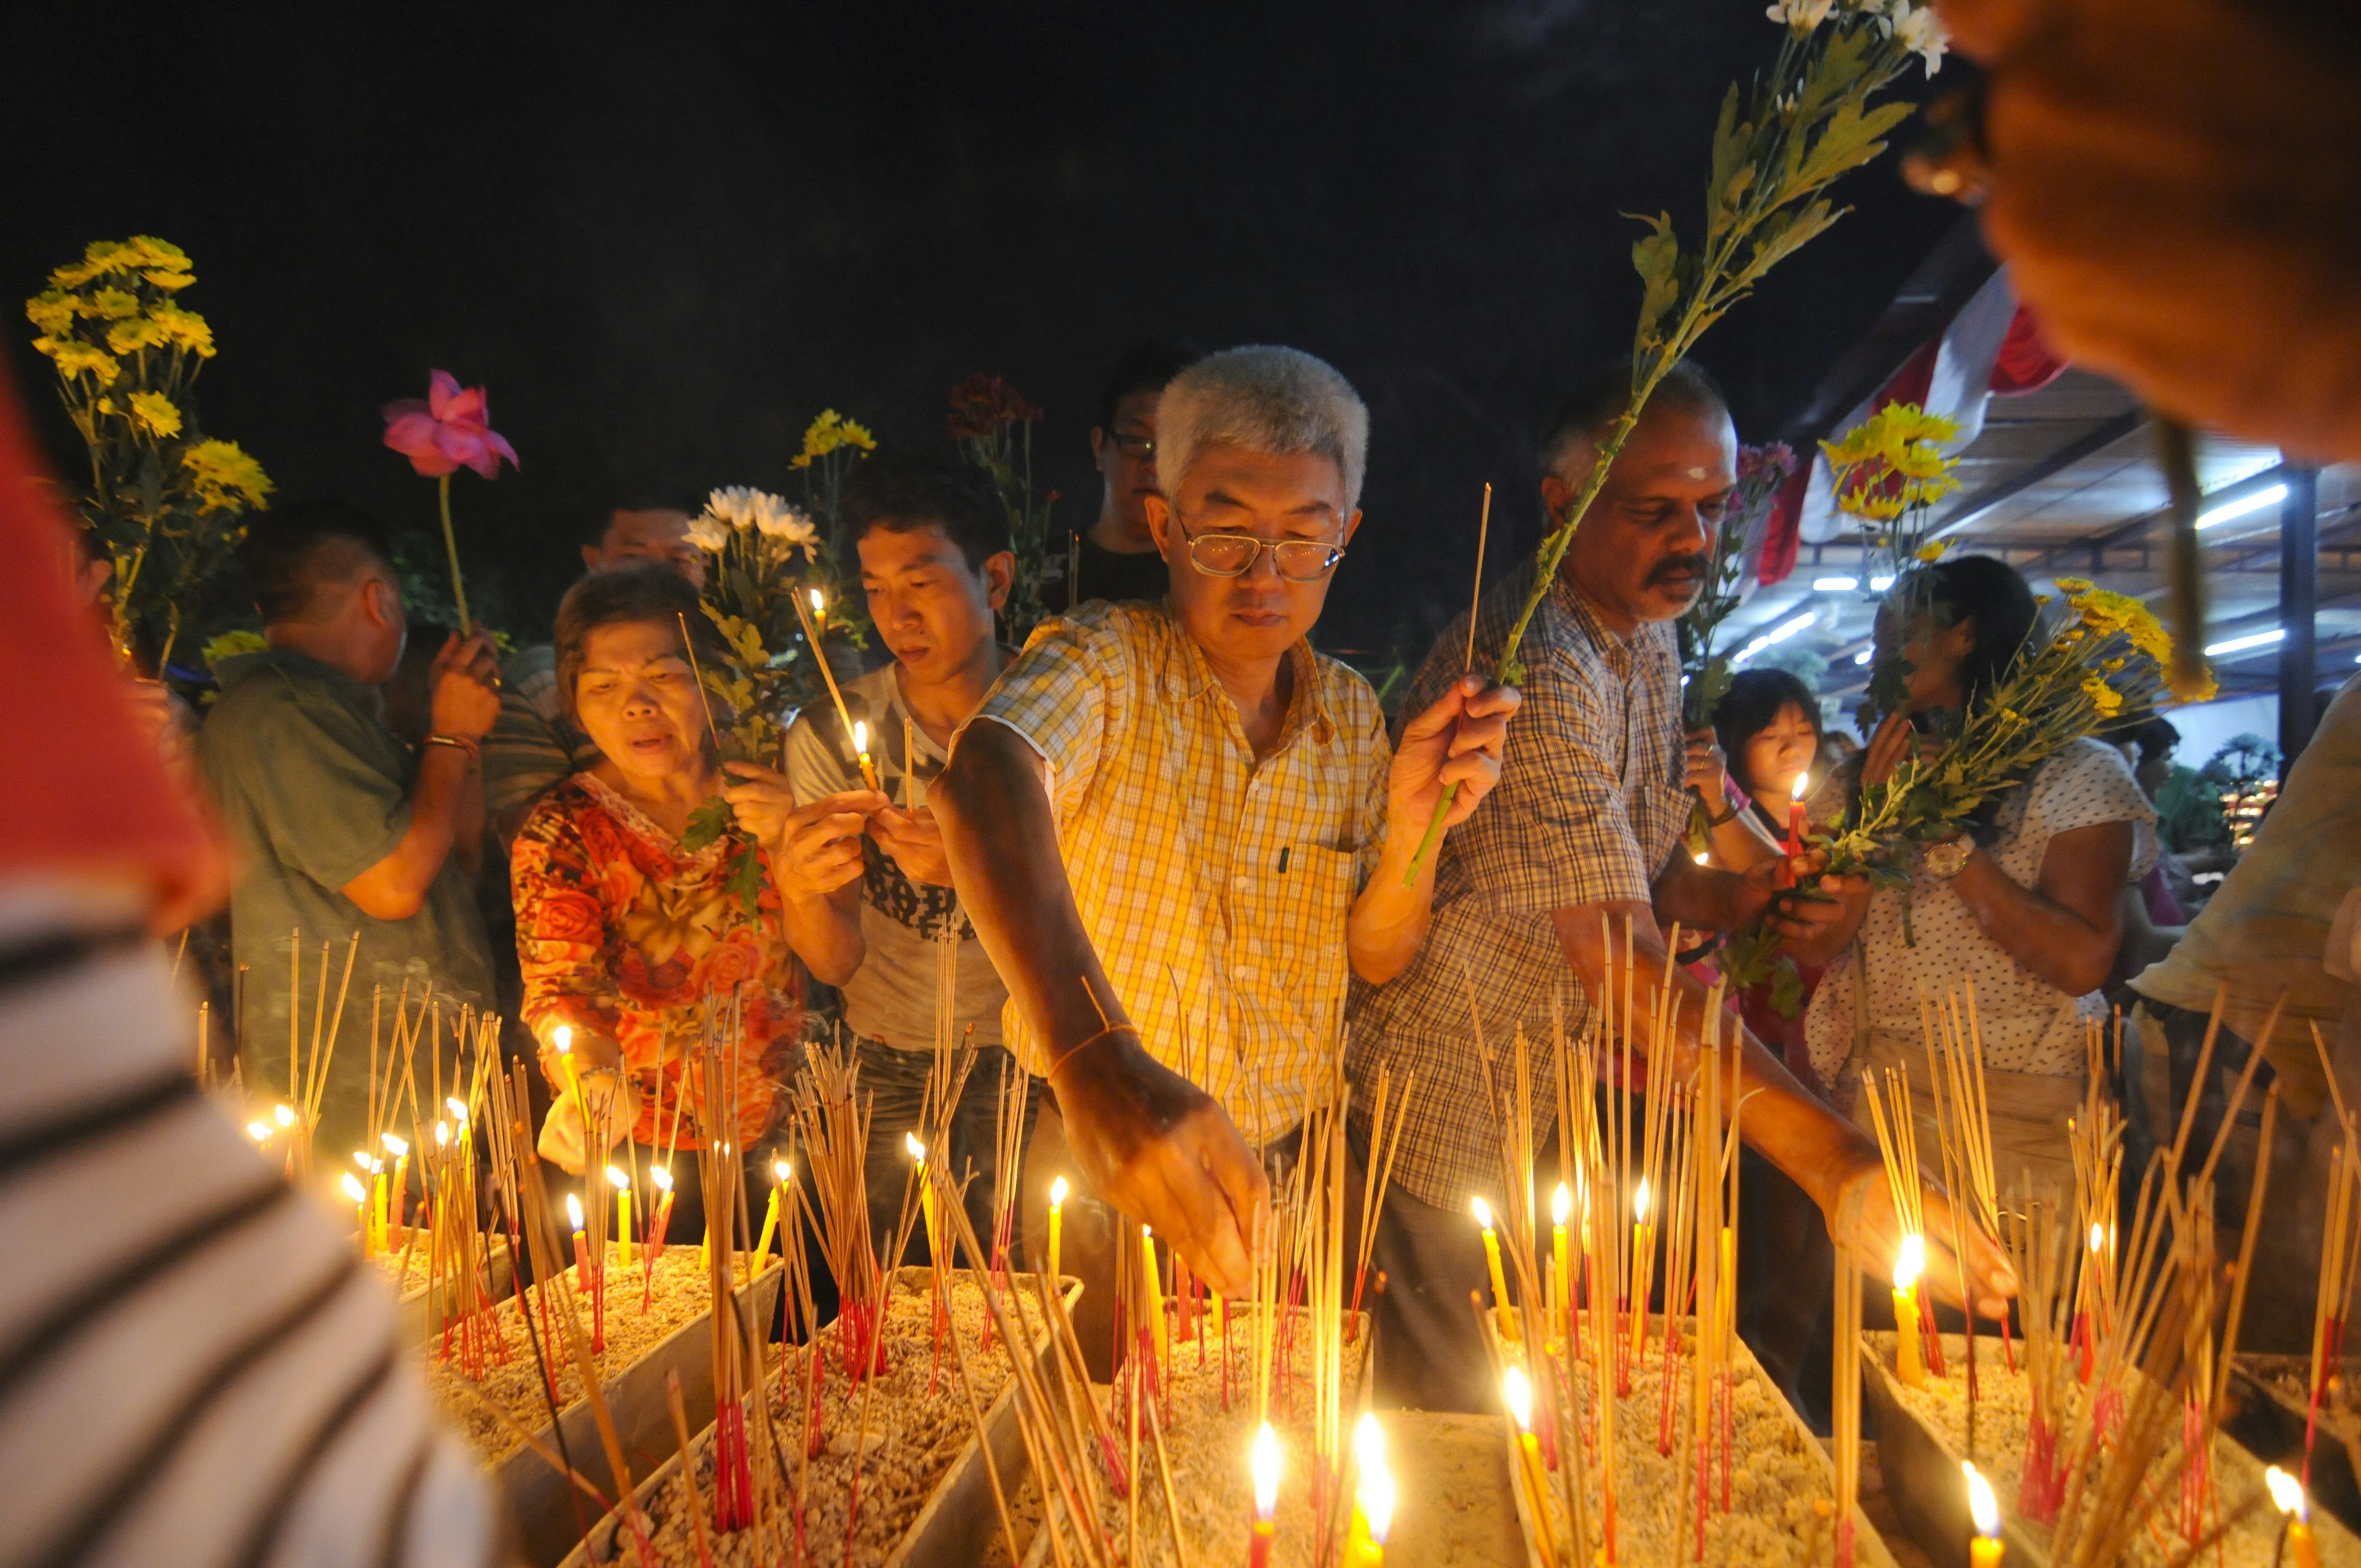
[437,472,472,635]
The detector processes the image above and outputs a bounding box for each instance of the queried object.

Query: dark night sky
[2,0,1958,663]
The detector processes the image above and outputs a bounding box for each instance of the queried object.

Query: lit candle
[1048,1175,1069,1281]
[1894,1234,1928,1388]
[340,1171,370,1252]
[1347,1411,1395,1567]
[1786,770,1810,853]
[245,1120,272,1142]
[1249,1422,1282,1568]
[1141,1224,1168,1369]
[853,719,881,793]
[906,1133,935,1260]
[274,1103,295,1130]
[809,587,825,616]
[1551,1182,1572,1347]
[382,1133,410,1237]
[607,1165,633,1267]
[1472,1197,1518,1340]
[1631,1178,1655,1358]
[2269,1467,2322,1568]
[1964,1461,2004,1567]
[1503,1366,1553,1546]
[566,1192,590,1287]
[754,1158,788,1263]
[647,1164,677,1260]
[358,1150,387,1254]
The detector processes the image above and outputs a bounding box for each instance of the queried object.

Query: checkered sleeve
[970,607,1120,817]
[1355,687,1393,893]
[1471,655,1655,914]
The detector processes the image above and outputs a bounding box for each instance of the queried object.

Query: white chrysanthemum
[1892,4,1947,72]
[702,486,816,548]
[1765,0,1835,31]
[684,511,730,552]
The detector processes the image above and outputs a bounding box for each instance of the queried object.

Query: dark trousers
[855,1035,1038,1269]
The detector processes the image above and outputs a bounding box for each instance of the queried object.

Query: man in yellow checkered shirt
[935,346,1519,1297]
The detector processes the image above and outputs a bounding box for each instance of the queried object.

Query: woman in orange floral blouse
[512,567,799,1173]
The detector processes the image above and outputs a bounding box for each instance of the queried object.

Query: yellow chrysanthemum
[106,315,170,354]
[2080,674,2124,717]
[34,337,120,384]
[124,236,190,269]
[181,438,273,512]
[146,303,215,357]
[84,287,141,322]
[1915,539,1948,561]
[128,391,183,439]
[25,291,76,336]
[141,269,195,291]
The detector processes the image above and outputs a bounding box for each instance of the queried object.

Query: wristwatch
[1922,833,1975,879]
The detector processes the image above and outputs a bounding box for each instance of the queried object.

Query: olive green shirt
[198,649,492,1152]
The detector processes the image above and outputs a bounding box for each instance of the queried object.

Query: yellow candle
[370,1166,389,1253]
[1551,1182,1572,1347]
[341,1171,370,1254]
[852,720,882,794]
[1142,1224,1168,1368]
[382,1133,410,1237]
[1048,1175,1068,1281]
[607,1165,633,1266]
[906,1133,935,1259]
[1631,1178,1655,1358]
[1347,1411,1394,1567]
[1503,1367,1554,1550]
[1472,1197,1518,1340]
[2268,1468,2322,1568]
[753,1159,787,1262]
[1965,1461,2004,1566]
[1894,1235,1927,1388]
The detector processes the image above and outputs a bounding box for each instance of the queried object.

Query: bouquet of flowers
[1404,0,1946,882]
[947,373,1062,643]
[678,486,844,909]
[1821,400,1964,721]
[789,408,876,558]
[26,236,273,673]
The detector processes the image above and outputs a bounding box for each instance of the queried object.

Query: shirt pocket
[1233,844,1358,1021]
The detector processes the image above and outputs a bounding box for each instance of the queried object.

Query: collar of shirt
[1158,611,1339,755]
[1547,574,1640,676]
[214,646,376,710]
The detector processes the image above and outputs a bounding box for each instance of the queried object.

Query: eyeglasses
[1176,518,1347,582]
[1107,432,1156,459]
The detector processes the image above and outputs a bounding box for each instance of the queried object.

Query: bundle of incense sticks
[978,1031,1392,1568]
[2302,1111,2361,1490]
[247,928,363,1186]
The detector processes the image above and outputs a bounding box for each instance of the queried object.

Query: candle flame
[447,1096,470,1124]
[1693,849,1710,864]
[246,1121,271,1142]
[651,1165,674,1193]
[1355,1411,1396,1543]
[1792,771,1811,801]
[1502,1365,1534,1431]
[1552,1181,1572,1227]
[606,1165,630,1192]
[1250,1422,1283,1517]
[1050,1174,1069,1207]
[553,1024,572,1055]
[1470,1195,1495,1232]
[904,1131,925,1163]
[1964,1462,1999,1537]
[2089,1221,2105,1252]
[1894,1233,1925,1293]
[773,1158,791,1185]
[566,1192,585,1232]
[339,1172,368,1204]
[353,1149,373,1170]
[854,720,869,756]
[809,587,825,614]
[1634,1178,1651,1224]
[274,1103,295,1128]
[381,1133,409,1158]
[434,1120,450,1147]
[2267,1466,2306,1520]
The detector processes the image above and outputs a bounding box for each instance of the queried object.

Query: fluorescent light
[1854,648,1873,666]
[1812,576,1858,592]
[1734,611,1819,665]
[2205,628,2285,657]
[1869,575,1894,591]
[2196,483,2288,531]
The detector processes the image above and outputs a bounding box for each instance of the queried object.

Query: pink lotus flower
[381,370,519,479]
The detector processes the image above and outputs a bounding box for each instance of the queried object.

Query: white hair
[1155,346,1370,515]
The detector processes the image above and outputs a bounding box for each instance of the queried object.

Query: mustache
[1647,553,1711,587]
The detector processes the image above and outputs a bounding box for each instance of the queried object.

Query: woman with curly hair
[511,566,800,1182]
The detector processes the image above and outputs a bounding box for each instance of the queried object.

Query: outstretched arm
[933,717,1267,1296]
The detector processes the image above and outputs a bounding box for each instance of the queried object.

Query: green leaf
[1785,96,1915,202]
[680,794,734,854]
[1706,85,1747,240]
[724,835,768,914]
[1630,212,1683,354]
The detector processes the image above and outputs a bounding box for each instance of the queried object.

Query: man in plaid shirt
[1345,363,2017,1410]
[935,346,1519,1299]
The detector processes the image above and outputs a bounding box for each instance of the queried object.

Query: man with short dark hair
[722,454,1020,1253]
[198,500,499,1155]
[1345,363,2014,1411]
[484,494,704,843]
[1067,339,1199,607]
